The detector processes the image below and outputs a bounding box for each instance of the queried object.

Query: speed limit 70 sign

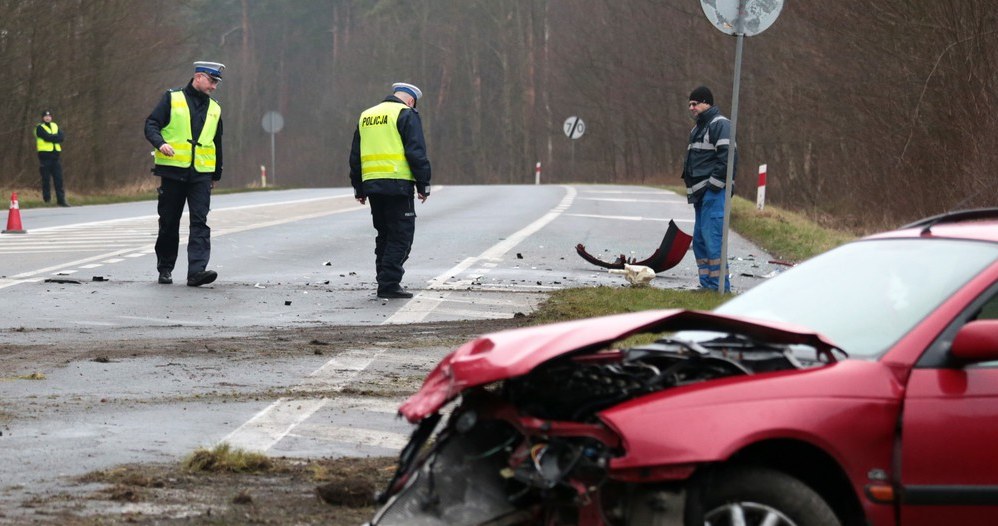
[563,116,585,139]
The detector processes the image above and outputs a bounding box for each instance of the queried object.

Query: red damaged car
[368,209,998,526]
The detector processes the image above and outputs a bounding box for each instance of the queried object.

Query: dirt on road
[0,317,526,525]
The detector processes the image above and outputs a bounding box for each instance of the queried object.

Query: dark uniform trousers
[38,153,66,204]
[155,177,212,277]
[368,194,416,293]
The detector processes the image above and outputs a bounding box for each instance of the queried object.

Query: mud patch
[18,456,395,525]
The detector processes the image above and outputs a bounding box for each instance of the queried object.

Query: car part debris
[44,278,81,284]
[608,264,656,286]
[576,219,692,273]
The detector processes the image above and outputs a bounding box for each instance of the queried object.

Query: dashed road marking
[565,213,694,223]
[383,185,577,325]
[221,349,385,453]
[0,193,359,281]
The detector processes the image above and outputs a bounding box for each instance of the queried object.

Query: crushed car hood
[398,309,841,422]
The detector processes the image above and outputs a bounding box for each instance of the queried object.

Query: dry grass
[730,196,857,262]
[531,286,727,325]
[182,443,273,474]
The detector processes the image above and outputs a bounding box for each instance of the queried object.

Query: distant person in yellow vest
[35,110,69,207]
[349,82,432,299]
[144,61,224,287]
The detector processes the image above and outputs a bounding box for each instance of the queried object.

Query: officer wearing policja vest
[349,82,432,299]
[144,61,224,287]
[35,110,70,207]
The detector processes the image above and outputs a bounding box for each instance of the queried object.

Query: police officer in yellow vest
[349,82,432,299]
[144,61,224,287]
[35,110,69,207]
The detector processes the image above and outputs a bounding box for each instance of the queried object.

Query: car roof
[867,208,998,243]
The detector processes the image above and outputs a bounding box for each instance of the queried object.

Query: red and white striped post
[260,164,267,188]
[535,162,542,185]
[756,163,767,210]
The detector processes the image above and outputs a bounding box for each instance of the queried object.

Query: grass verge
[530,286,727,325]
[730,195,856,262]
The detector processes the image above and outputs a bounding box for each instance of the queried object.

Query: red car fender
[600,360,903,488]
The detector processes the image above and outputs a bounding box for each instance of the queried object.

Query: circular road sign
[701,0,783,36]
[563,116,585,139]
[262,111,284,133]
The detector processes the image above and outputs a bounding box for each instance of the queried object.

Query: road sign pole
[270,131,276,186]
[562,116,586,180]
[571,141,576,177]
[719,29,743,293]
[261,111,285,188]
[700,0,783,294]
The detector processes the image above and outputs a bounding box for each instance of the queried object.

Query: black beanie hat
[689,86,713,106]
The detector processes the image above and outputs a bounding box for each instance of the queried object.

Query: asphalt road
[0,185,781,516]
[0,185,777,337]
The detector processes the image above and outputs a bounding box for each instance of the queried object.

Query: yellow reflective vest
[35,122,61,152]
[154,91,221,173]
[358,101,414,182]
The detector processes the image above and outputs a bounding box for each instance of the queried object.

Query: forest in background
[1,0,996,230]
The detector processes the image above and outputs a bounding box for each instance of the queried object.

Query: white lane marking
[221,349,383,453]
[320,395,404,414]
[205,194,356,213]
[2,194,357,237]
[565,213,694,224]
[382,185,577,325]
[117,315,212,326]
[577,197,686,203]
[0,277,42,290]
[433,308,518,319]
[12,246,155,278]
[2,193,361,281]
[289,425,409,450]
[222,398,329,453]
[581,189,678,195]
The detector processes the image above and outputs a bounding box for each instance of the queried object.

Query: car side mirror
[950,320,998,363]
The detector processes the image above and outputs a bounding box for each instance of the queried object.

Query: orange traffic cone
[2,192,27,234]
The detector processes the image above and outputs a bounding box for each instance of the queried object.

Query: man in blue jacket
[682,86,734,292]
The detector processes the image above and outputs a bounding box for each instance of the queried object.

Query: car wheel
[688,466,841,526]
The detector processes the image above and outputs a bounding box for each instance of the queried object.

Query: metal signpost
[700,0,783,292]
[563,116,585,178]
[261,110,284,186]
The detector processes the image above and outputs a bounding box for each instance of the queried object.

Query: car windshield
[715,238,998,359]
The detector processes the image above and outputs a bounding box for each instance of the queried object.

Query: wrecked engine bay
[370,316,843,526]
[504,334,826,422]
